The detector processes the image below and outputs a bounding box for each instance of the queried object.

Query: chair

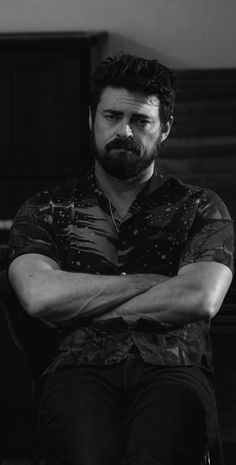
[0,269,59,464]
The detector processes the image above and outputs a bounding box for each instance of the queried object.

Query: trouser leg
[37,362,218,465]
[123,365,217,465]
[37,366,125,465]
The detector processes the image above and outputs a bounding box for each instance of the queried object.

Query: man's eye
[104,114,118,120]
[134,118,150,126]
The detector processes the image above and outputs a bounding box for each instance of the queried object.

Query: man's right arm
[8,253,167,324]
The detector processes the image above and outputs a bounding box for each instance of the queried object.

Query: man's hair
[90,52,176,126]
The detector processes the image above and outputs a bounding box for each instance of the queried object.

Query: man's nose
[116,120,133,138]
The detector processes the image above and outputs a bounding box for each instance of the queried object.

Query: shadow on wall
[103,33,188,69]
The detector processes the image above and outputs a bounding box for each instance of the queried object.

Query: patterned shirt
[8,168,234,374]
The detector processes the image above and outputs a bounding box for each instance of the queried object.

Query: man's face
[90,87,171,179]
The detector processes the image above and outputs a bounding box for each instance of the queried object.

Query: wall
[0,0,235,69]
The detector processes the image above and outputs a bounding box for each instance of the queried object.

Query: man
[8,53,234,465]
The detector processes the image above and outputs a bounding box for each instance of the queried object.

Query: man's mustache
[105,138,141,155]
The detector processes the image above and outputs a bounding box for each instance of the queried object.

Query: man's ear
[89,107,92,130]
[160,116,173,143]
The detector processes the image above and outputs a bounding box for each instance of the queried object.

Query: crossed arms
[8,253,232,328]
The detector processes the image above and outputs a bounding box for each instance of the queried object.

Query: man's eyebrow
[103,109,123,115]
[132,113,152,119]
[103,109,152,119]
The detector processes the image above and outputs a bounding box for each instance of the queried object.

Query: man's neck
[95,160,154,220]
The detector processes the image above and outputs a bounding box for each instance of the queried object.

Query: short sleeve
[179,189,234,273]
[8,189,63,268]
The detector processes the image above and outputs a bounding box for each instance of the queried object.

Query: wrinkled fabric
[8,168,234,374]
[37,360,218,465]
[45,319,213,373]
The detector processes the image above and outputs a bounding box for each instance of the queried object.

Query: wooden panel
[175,69,236,100]
[0,32,107,175]
[1,46,83,171]
[3,52,83,169]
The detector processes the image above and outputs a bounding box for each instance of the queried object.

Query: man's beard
[90,132,162,180]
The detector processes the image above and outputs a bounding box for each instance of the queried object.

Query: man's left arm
[93,261,232,325]
[94,188,234,326]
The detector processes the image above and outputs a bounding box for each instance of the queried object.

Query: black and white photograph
[0,1,235,464]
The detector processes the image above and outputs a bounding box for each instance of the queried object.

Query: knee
[124,447,202,465]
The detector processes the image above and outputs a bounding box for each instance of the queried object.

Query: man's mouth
[110,148,134,153]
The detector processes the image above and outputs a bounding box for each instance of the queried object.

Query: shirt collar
[77,166,168,206]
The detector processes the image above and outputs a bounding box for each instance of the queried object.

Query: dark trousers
[37,356,218,465]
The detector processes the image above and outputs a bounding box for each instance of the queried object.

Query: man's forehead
[99,87,160,111]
